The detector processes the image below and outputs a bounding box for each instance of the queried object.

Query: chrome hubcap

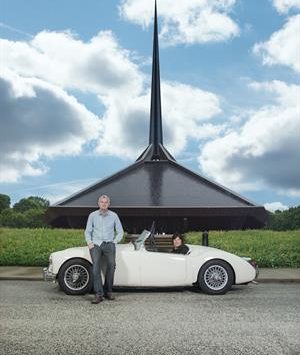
[204,265,228,291]
[64,264,89,291]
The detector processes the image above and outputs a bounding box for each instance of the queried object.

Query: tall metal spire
[149,0,163,155]
[136,0,175,162]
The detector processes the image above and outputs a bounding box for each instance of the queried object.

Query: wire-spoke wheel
[204,265,228,291]
[64,264,89,291]
[58,258,92,295]
[198,260,234,295]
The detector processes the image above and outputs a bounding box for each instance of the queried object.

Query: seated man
[171,233,189,254]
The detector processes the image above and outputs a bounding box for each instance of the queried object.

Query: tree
[0,206,49,228]
[0,208,26,228]
[266,206,300,230]
[23,209,48,228]
[13,196,50,213]
[0,194,10,213]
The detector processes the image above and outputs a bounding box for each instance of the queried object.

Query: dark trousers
[89,242,116,296]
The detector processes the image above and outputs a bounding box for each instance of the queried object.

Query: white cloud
[264,201,289,212]
[0,29,143,182]
[96,81,223,158]
[199,80,300,196]
[0,29,224,182]
[253,14,300,73]
[272,0,300,13]
[119,0,239,46]
[0,70,100,183]
[0,30,143,97]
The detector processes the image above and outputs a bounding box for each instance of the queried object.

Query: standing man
[85,195,124,304]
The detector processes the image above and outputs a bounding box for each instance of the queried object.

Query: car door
[139,250,187,286]
[114,245,141,286]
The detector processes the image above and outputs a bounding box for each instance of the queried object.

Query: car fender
[50,247,91,275]
[186,245,256,284]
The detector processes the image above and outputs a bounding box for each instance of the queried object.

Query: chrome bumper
[43,267,56,282]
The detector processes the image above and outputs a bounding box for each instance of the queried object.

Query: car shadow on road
[46,281,252,299]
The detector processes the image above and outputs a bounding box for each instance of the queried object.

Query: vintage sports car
[43,230,258,295]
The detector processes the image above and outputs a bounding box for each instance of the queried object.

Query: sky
[0,0,299,212]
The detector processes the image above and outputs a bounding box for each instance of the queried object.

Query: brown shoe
[91,295,104,304]
[104,293,115,301]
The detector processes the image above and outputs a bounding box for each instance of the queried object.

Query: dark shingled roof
[47,1,267,232]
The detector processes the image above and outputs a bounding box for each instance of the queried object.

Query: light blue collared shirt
[84,209,124,246]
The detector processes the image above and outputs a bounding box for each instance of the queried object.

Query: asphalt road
[0,281,299,355]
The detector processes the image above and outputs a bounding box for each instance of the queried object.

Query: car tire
[58,258,93,295]
[198,259,234,295]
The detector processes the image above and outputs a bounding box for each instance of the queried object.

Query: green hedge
[0,228,85,266]
[185,230,300,268]
[0,228,299,267]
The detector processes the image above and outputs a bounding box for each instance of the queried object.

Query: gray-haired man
[85,195,124,304]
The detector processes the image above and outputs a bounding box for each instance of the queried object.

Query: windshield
[133,230,151,250]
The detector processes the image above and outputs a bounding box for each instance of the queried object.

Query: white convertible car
[43,230,258,295]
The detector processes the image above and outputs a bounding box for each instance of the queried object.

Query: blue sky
[0,0,299,212]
